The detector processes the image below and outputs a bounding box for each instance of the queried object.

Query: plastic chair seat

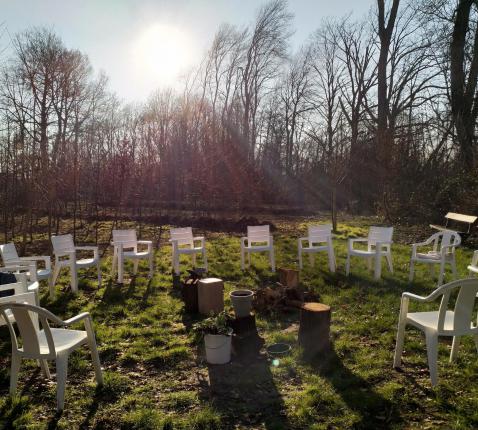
[175,246,204,254]
[349,249,386,257]
[407,311,456,332]
[416,251,442,261]
[76,258,97,267]
[123,250,152,259]
[244,245,271,252]
[32,328,88,355]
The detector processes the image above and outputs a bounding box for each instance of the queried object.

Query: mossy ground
[0,215,477,429]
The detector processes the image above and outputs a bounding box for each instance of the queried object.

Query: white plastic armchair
[409,231,461,286]
[0,243,52,295]
[346,226,393,280]
[394,278,478,386]
[241,225,275,272]
[298,224,336,272]
[169,227,207,275]
[111,229,153,283]
[51,234,101,295]
[0,271,39,307]
[467,250,478,275]
[0,301,103,411]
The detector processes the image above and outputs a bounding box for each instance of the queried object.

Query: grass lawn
[1,215,478,429]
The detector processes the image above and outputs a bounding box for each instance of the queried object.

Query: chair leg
[173,251,180,275]
[438,260,445,286]
[118,252,124,283]
[425,330,439,386]
[240,248,245,270]
[52,264,61,288]
[409,260,415,282]
[48,274,56,299]
[451,257,458,280]
[328,248,336,273]
[133,259,139,275]
[40,359,51,379]
[298,248,303,270]
[393,319,407,368]
[270,248,275,272]
[450,336,461,362]
[55,354,69,411]
[374,255,382,280]
[70,263,78,293]
[111,248,117,277]
[85,320,104,386]
[345,253,351,276]
[386,252,393,273]
[9,354,21,395]
[192,253,196,266]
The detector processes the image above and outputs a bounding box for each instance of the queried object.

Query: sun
[131,23,191,87]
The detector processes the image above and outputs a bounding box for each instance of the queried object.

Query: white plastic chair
[467,250,478,275]
[0,243,52,295]
[51,234,101,295]
[409,231,461,286]
[241,225,275,272]
[393,278,478,386]
[111,229,153,283]
[346,226,393,280]
[0,271,39,306]
[169,227,207,275]
[298,224,336,272]
[0,301,103,411]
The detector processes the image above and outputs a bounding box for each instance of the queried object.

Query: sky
[1,0,372,103]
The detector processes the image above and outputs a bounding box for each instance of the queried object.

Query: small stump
[198,278,224,315]
[278,267,299,288]
[298,302,331,358]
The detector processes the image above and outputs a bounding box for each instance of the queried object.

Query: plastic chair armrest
[241,237,248,247]
[62,312,91,326]
[20,256,51,270]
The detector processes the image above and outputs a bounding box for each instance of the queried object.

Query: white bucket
[230,289,254,318]
[204,331,232,364]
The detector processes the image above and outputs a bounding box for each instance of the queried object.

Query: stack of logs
[253,268,319,312]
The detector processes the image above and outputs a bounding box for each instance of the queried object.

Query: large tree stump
[278,268,299,288]
[298,302,331,358]
[198,278,224,315]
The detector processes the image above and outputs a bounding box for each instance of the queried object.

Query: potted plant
[193,312,233,364]
[230,289,254,318]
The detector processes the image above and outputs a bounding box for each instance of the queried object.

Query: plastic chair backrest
[308,224,332,243]
[51,234,75,255]
[439,231,461,251]
[247,225,270,244]
[0,294,44,347]
[368,227,393,246]
[436,278,478,332]
[113,230,138,249]
[170,227,194,246]
[0,243,20,265]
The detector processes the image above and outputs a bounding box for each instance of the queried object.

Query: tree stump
[181,278,199,313]
[278,268,299,288]
[198,278,224,315]
[298,302,331,358]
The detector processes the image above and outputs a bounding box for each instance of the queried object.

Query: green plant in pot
[193,312,233,364]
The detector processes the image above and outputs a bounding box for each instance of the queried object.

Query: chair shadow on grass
[309,343,403,429]
[198,354,291,429]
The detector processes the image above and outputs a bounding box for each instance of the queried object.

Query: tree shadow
[198,354,291,429]
[309,343,403,429]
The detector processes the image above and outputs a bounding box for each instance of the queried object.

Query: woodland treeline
[1,0,478,242]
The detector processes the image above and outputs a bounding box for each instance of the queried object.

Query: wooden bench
[430,212,477,235]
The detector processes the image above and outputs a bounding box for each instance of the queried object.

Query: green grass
[0,215,478,429]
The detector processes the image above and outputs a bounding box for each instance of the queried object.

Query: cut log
[198,278,224,315]
[181,278,198,313]
[298,302,331,358]
[278,268,299,288]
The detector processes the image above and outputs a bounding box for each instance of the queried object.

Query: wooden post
[298,302,331,358]
[278,268,299,288]
[181,278,199,313]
